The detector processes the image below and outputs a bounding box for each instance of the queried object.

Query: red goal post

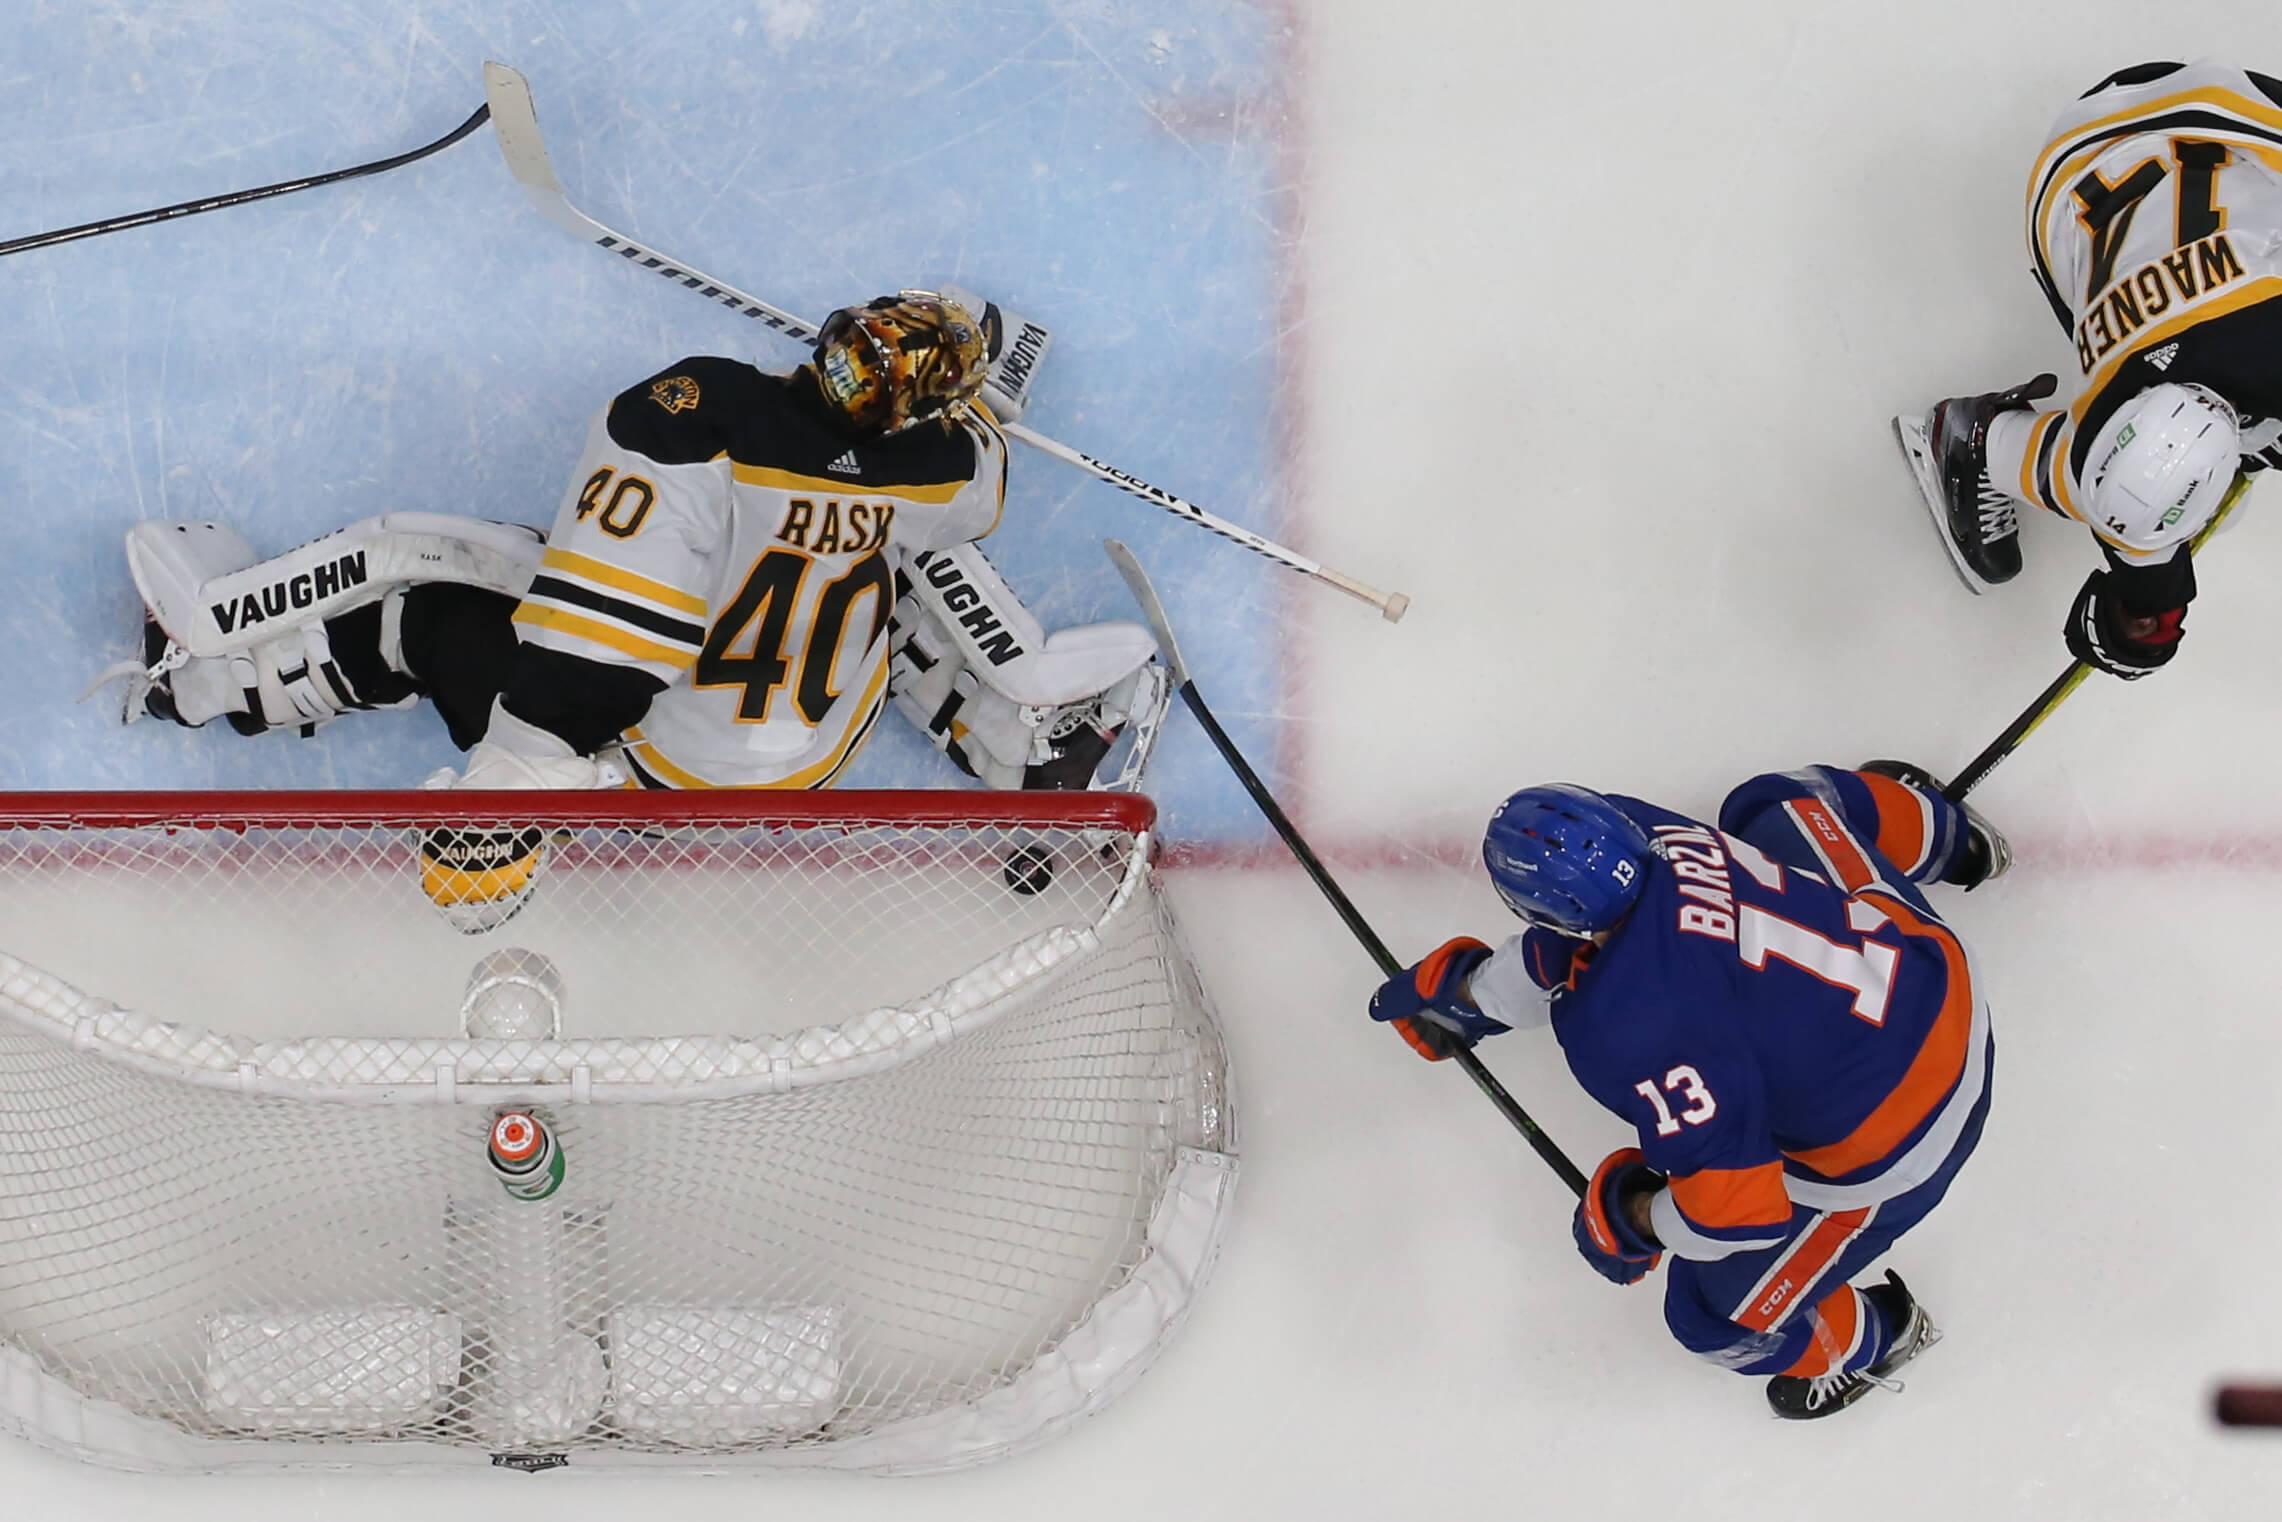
[0,786,1160,829]
[0,789,1234,1474]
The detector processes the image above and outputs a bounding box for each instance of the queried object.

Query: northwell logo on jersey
[208,551,369,635]
[909,550,1026,666]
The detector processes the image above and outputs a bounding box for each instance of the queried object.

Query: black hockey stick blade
[1106,540,1587,1196]
[0,101,491,260]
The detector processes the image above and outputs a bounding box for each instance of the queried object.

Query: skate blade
[1891,413,1992,597]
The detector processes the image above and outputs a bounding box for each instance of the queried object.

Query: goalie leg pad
[889,543,1160,791]
[113,515,543,736]
[129,512,543,659]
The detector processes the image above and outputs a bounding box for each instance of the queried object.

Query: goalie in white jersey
[514,311,1019,792]
[101,290,1164,923]
[1896,61,2282,678]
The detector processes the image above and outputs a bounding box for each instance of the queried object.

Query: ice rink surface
[5,0,2282,1516]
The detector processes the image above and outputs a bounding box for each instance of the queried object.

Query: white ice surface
[7,0,2282,1516]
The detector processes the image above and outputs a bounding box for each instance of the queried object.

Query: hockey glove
[418,824,549,935]
[1367,936,1505,1061]
[413,710,622,934]
[1574,1147,1664,1285]
[2064,569,2184,680]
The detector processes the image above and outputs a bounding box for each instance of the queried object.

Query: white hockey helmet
[2082,383,2240,553]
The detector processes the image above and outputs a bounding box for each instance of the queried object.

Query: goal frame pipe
[0,789,1155,832]
[1103,540,1588,1198]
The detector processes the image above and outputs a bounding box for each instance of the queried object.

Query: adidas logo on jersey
[827,450,861,475]
[2146,342,2180,371]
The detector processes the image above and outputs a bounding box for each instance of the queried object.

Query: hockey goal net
[0,790,1233,1474]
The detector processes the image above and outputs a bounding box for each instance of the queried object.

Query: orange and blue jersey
[1475,766,1992,1378]
[1510,766,1993,1378]
[1545,769,1989,1269]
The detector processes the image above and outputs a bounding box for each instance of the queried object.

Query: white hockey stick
[481,62,1410,623]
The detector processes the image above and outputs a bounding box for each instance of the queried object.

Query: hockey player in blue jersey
[1366,762,2008,1418]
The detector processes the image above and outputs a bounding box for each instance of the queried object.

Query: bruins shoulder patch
[649,375,702,414]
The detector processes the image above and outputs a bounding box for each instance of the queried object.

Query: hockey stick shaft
[481,62,1409,622]
[1942,664,2089,801]
[1944,471,2252,802]
[1106,540,1586,1196]
[0,103,491,260]
[1005,424,1409,619]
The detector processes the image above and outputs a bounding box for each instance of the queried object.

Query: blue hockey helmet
[1482,785,1655,935]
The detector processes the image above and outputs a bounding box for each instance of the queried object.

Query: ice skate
[1857,759,2011,888]
[1765,1271,1941,1420]
[1893,373,2056,594]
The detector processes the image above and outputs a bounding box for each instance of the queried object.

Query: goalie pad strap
[216,602,425,734]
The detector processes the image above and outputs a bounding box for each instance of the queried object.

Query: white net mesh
[0,793,1234,1473]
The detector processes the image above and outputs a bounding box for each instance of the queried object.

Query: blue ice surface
[0,0,1296,845]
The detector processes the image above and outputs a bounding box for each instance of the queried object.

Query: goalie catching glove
[417,704,628,935]
[890,541,1165,791]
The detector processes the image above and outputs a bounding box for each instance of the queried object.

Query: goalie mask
[812,291,988,435]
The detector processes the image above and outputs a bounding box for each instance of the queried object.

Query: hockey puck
[1003,843,1055,896]
[2215,1385,2282,1427]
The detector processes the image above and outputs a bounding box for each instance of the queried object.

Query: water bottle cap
[490,1111,543,1164]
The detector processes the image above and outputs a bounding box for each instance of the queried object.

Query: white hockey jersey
[2013,61,2282,553]
[512,357,1006,787]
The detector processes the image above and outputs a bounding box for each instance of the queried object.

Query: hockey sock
[320,601,424,712]
[394,584,522,749]
[1775,1283,1876,1379]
